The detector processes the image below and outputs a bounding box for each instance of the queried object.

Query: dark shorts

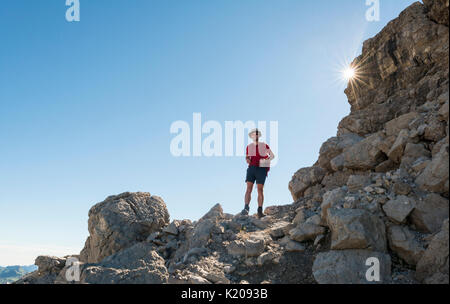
[246,166,268,185]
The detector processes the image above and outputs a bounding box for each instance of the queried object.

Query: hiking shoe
[257,207,266,218]
[241,208,249,216]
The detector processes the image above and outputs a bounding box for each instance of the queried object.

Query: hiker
[242,128,275,218]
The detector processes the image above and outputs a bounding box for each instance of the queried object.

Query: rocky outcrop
[80,192,170,263]
[289,0,449,284]
[81,242,168,284]
[18,0,448,285]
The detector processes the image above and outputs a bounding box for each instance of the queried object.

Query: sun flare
[342,67,356,81]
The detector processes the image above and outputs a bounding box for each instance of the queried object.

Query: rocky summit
[16,0,448,285]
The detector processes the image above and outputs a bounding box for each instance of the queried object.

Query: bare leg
[257,184,264,207]
[245,182,254,206]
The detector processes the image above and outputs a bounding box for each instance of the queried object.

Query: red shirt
[246,142,271,172]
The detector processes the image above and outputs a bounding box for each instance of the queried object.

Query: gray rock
[289,166,326,201]
[285,240,306,252]
[227,232,268,257]
[385,113,420,137]
[289,222,325,242]
[189,204,223,248]
[320,188,346,224]
[382,195,416,224]
[80,192,170,263]
[35,256,66,273]
[312,250,392,284]
[416,142,449,194]
[387,129,410,163]
[318,133,363,171]
[81,242,168,284]
[342,133,386,170]
[268,221,290,238]
[387,225,425,266]
[410,193,449,233]
[163,221,180,235]
[347,175,371,192]
[327,208,387,251]
[416,219,449,284]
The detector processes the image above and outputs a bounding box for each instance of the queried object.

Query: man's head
[249,128,262,142]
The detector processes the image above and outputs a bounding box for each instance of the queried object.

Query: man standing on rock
[242,128,275,218]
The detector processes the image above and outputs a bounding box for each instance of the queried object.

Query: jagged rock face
[80,192,170,263]
[424,0,449,26]
[339,2,448,136]
[289,0,449,284]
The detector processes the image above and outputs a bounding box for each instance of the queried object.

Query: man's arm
[267,148,275,161]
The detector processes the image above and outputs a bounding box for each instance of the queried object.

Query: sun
[342,67,356,81]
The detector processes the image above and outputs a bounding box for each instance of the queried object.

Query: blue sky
[0,0,417,265]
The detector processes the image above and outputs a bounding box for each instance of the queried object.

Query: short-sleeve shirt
[246,142,271,172]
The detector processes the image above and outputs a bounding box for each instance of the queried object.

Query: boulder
[326,208,387,251]
[80,192,170,263]
[347,175,371,192]
[416,142,449,194]
[382,195,416,224]
[318,133,363,171]
[312,250,392,284]
[416,219,449,284]
[35,256,66,274]
[189,204,223,248]
[342,133,386,170]
[289,222,325,242]
[227,232,269,257]
[410,193,449,233]
[401,143,431,168]
[320,188,346,224]
[385,113,420,137]
[289,166,326,201]
[387,129,410,163]
[387,225,425,266]
[81,242,169,284]
[268,221,290,238]
[163,220,180,235]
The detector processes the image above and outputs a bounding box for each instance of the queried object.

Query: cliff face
[17,0,449,285]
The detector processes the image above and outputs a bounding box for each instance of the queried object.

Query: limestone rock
[227,232,269,257]
[81,242,169,284]
[410,193,449,233]
[416,142,449,194]
[387,225,425,266]
[80,192,170,263]
[347,175,371,192]
[327,208,387,251]
[342,134,386,170]
[382,195,416,224]
[289,222,325,242]
[312,250,392,284]
[318,133,363,171]
[289,166,326,201]
[416,219,449,284]
[320,187,346,224]
[189,204,223,248]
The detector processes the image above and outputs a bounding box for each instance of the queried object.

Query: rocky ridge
[16,0,448,284]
